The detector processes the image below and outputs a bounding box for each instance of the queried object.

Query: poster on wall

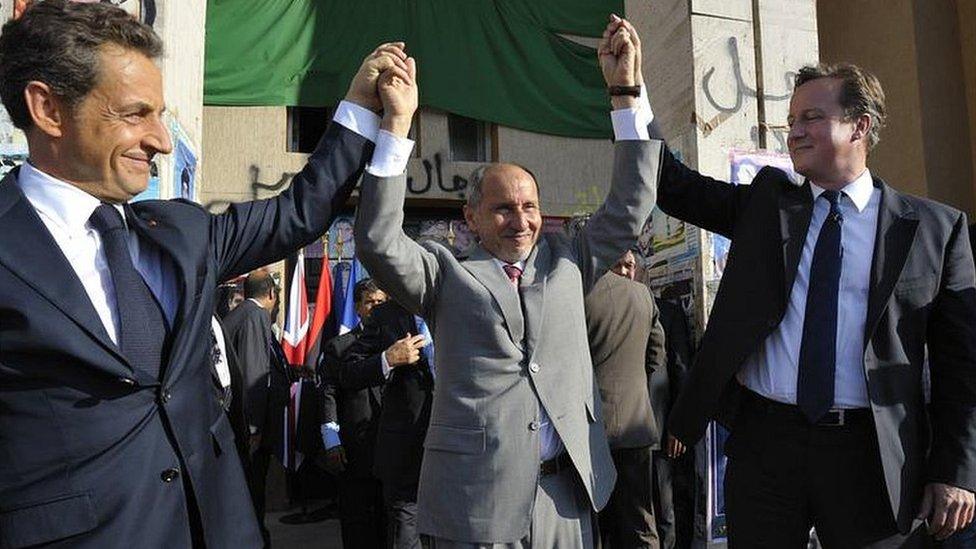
[170,120,197,202]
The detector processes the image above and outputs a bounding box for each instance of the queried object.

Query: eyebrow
[118,101,164,114]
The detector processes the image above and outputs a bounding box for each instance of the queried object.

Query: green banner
[204,1,624,138]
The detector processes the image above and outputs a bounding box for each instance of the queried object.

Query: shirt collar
[17,161,126,232]
[492,257,526,271]
[809,168,873,213]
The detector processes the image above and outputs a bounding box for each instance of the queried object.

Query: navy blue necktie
[89,204,169,378]
[796,190,844,423]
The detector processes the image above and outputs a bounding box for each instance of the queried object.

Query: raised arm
[574,16,662,291]
[353,55,442,315]
[209,44,411,281]
[613,18,749,239]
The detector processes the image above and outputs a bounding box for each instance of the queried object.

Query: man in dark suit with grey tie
[619,9,976,543]
[0,2,411,546]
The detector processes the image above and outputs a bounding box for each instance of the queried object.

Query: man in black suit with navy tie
[612,15,976,546]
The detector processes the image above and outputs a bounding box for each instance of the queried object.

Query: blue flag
[339,259,361,334]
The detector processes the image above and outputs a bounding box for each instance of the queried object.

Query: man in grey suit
[585,249,666,548]
[353,17,663,547]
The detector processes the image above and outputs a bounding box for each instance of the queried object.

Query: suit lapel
[864,179,918,343]
[461,245,525,347]
[519,240,549,356]
[125,204,201,380]
[779,180,814,300]
[0,172,132,375]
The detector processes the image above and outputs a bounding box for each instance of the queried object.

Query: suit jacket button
[119,377,136,386]
[529,421,541,431]
[159,390,172,404]
[160,468,180,483]
[529,363,541,373]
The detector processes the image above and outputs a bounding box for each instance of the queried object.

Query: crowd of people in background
[212,246,698,549]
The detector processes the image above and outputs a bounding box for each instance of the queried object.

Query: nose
[147,114,173,156]
[788,120,805,144]
[510,209,529,230]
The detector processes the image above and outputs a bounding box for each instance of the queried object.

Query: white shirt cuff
[366,130,415,177]
[610,86,655,141]
[321,422,341,450]
[381,351,393,379]
[611,108,652,141]
[332,100,381,142]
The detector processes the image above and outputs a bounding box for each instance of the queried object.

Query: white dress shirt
[737,170,879,408]
[16,161,178,343]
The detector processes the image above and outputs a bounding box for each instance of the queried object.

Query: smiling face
[464,164,542,264]
[787,77,869,189]
[55,45,172,202]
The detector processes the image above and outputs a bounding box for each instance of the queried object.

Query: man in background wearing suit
[331,298,435,549]
[354,16,662,547]
[621,8,976,542]
[0,2,412,545]
[222,268,284,546]
[585,249,666,548]
[317,278,389,548]
[650,297,693,549]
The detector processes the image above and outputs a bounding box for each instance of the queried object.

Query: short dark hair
[244,270,277,300]
[0,0,163,130]
[794,63,887,150]
[467,163,540,207]
[353,278,383,305]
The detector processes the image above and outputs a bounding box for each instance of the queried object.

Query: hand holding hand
[345,42,409,112]
[379,55,419,137]
[384,333,427,368]
[598,15,641,107]
[917,482,975,540]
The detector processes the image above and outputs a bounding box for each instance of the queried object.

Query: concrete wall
[201,105,617,218]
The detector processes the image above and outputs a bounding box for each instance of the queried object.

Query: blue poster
[173,136,197,201]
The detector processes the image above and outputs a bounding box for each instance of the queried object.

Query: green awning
[204,1,624,138]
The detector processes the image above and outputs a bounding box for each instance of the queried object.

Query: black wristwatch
[608,85,641,97]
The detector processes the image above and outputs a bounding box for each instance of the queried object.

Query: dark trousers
[599,445,659,548]
[651,451,676,549]
[385,481,421,549]
[338,471,386,548]
[725,390,930,548]
[248,445,272,548]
